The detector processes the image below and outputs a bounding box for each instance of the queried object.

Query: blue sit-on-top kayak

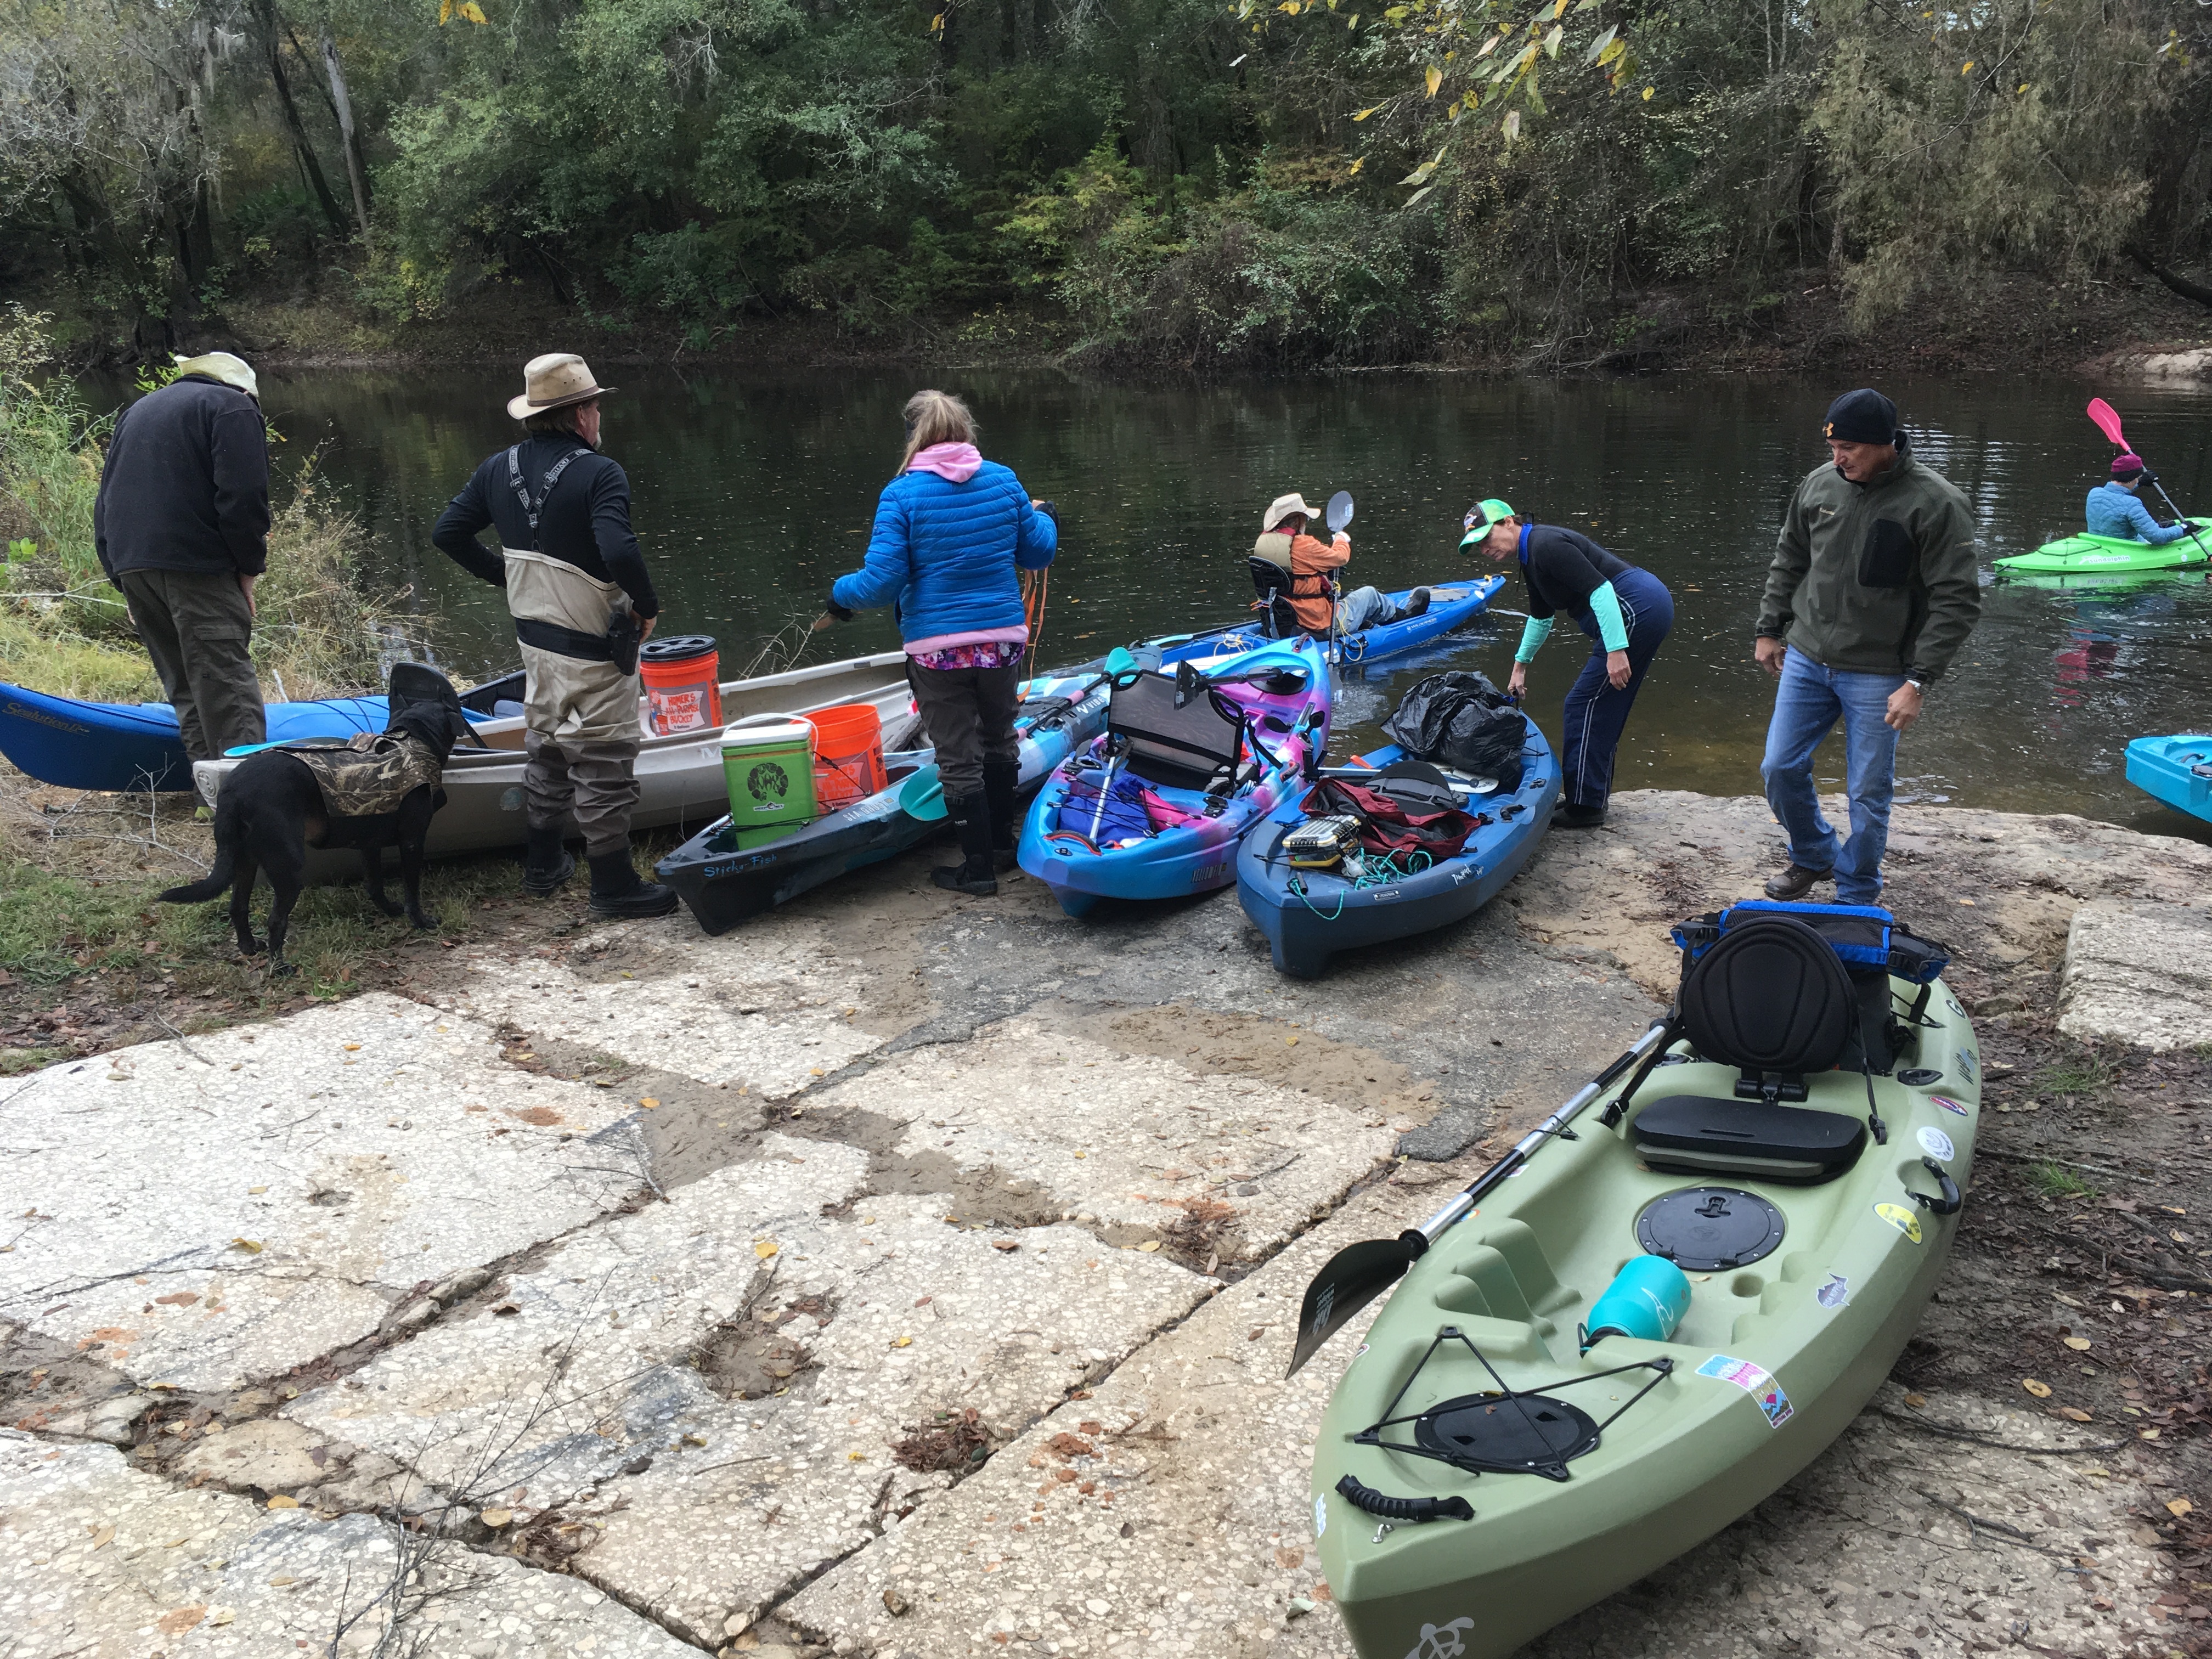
[1018,636,1332,918]
[0,682,494,793]
[1136,576,1506,669]
[2125,732,2212,824]
[1238,720,1559,977]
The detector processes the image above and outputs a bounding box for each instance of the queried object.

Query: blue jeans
[1760,648,1904,905]
[1336,586,1396,633]
[1561,566,1673,809]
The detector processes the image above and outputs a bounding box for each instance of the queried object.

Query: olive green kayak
[1995,517,2211,574]
[1310,982,1981,1659]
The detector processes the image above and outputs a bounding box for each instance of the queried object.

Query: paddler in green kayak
[2087,454,2188,546]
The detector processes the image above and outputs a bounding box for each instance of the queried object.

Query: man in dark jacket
[432,353,675,919]
[93,352,270,761]
[1756,388,1980,906]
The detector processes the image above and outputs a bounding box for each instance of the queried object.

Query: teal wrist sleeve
[1514,615,1553,663]
[1589,582,1630,653]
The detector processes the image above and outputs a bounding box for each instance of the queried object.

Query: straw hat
[1263,492,1319,531]
[507,353,613,421]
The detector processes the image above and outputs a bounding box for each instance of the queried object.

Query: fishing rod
[1286,1015,1674,1378]
[2087,398,2211,565]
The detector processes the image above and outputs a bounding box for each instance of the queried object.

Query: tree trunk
[2127,246,2212,311]
[251,0,348,236]
[320,32,373,235]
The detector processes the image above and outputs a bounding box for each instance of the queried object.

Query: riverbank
[2,785,2207,1657]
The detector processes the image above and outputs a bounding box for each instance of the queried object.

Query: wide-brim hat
[507,353,613,421]
[1264,492,1318,531]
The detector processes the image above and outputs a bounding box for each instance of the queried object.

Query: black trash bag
[1381,672,1526,791]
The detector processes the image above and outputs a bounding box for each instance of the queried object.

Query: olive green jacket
[1758,453,1981,682]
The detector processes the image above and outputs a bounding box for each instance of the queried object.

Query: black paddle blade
[1286,1235,1418,1378]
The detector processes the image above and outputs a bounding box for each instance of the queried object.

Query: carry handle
[1333,1474,1474,1524]
[1906,1156,1962,1216]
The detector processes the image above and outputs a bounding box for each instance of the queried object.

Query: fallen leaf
[267,1576,296,1587]
[156,1607,206,1636]
[2143,1428,2162,1440]
[1073,1150,1087,1159]
[1137,1240,1161,1253]
[2022,1379,2053,1398]
[342,1043,362,1051]
[1958,897,1976,906]
[247,1186,267,1195]
[1285,1035,1299,1046]
[1903,1392,1927,1408]
[2063,1336,2092,1351]
[991,1239,1019,1252]
[639,1097,660,1110]
[893,1335,913,1348]
[232,1238,263,1254]
[91,1525,115,1549]
[2054,1406,2093,1423]
[2172,1499,2197,1518]
[479,1508,512,1527]
[207,1607,236,1627]
[754,1240,779,1260]
[266,1495,298,1510]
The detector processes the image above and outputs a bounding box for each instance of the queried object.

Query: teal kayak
[2126,732,2212,825]
[1994,517,2211,575]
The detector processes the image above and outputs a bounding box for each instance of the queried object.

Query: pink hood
[907,442,982,483]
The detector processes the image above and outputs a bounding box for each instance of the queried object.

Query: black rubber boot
[1401,586,1432,619]
[1556,802,1608,829]
[932,794,998,895]
[981,760,1020,873]
[586,847,679,918]
[521,825,576,896]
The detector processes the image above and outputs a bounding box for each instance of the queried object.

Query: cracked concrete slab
[0,995,646,1392]
[0,1429,699,1657]
[807,1017,1398,1261]
[287,1133,1216,1649]
[438,924,895,1099]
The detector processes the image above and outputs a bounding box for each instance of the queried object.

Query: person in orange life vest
[1249,492,1428,636]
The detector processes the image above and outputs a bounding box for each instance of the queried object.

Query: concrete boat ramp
[3,793,2204,1657]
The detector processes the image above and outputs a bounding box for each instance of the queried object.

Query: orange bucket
[640,635,721,735]
[806,702,887,814]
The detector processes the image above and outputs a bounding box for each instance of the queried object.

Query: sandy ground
[2,788,2209,1658]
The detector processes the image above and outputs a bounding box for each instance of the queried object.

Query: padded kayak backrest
[1108,669,1243,791]
[1247,557,1300,640]
[1679,916,1854,1076]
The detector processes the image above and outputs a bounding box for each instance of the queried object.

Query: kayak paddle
[2087,398,2210,563]
[1285,1015,1673,1378]
[1324,491,1355,665]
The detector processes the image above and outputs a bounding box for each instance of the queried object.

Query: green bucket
[722,715,817,848]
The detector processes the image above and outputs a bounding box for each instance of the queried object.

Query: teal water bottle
[1579,1256,1694,1351]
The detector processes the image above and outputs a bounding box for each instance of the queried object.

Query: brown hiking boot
[1763,863,1835,901]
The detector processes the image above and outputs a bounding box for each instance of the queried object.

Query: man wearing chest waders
[432,354,678,918]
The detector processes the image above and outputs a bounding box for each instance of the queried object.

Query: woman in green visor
[1463,498,1673,828]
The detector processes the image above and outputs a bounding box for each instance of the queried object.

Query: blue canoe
[1137,575,1506,669]
[1236,719,1560,978]
[2125,732,2212,824]
[0,681,498,793]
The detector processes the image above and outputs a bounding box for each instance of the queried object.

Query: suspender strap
[505,444,588,549]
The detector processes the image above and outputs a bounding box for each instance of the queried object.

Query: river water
[250,366,2212,834]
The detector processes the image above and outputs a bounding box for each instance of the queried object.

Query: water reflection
[107,365,2211,833]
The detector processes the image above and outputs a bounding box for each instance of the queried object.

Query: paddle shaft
[1406,1017,1673,1248]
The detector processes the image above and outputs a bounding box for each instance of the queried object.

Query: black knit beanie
[1822,388,1901,447]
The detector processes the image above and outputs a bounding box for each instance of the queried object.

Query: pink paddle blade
[2087,398,2129,449]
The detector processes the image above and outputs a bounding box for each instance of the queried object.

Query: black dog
[161,667,475,976]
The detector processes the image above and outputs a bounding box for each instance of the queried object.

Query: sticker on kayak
[1956,1048,1979,1085]
[1931,1094,1970,1118]
[1314,1494,1327,1537]
[1400,1617,1475,1659]
[1875,1202,1924,1245]
[1696,1355,1794,1428]
[1917,1125,1956,1161]
[1816,1274,1850,1310]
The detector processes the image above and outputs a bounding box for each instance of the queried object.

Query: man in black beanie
[1753,388,1980,906]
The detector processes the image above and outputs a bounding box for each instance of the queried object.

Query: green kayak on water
[1994,517,2211,575]
[1305,904,1979,1659]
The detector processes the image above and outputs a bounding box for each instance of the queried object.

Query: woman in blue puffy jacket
[824,390,1058,895]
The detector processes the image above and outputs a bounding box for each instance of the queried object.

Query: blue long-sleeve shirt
[2085,481,2185,545]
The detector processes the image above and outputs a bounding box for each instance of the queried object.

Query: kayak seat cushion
[1679,916,1854,1076]
[1248,557,1300,640]
[1630,1094,1866,1184]
[1108,669,1244,791]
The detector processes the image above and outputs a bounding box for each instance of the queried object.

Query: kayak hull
[657,675,1110,933]
[0,684,477,794]
[193,652,922,883]
[1313,992,1982,1658]
[1017,639,1331,914]
[2125,732,2212,823]
[1137,577,1506,669]
[1237,724,1559,978]
[1995,518,2211,575]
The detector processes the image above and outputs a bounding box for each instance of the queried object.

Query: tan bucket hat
[1263,492,1318,531]
[507,353,613,421]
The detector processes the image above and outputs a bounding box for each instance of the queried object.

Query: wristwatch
[1904,677,1925,692]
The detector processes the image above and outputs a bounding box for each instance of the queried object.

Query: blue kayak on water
[2125,733,2212,824]
[1237,720,1559,978]
[1135,575,1506,669]
[0,681,497,793]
